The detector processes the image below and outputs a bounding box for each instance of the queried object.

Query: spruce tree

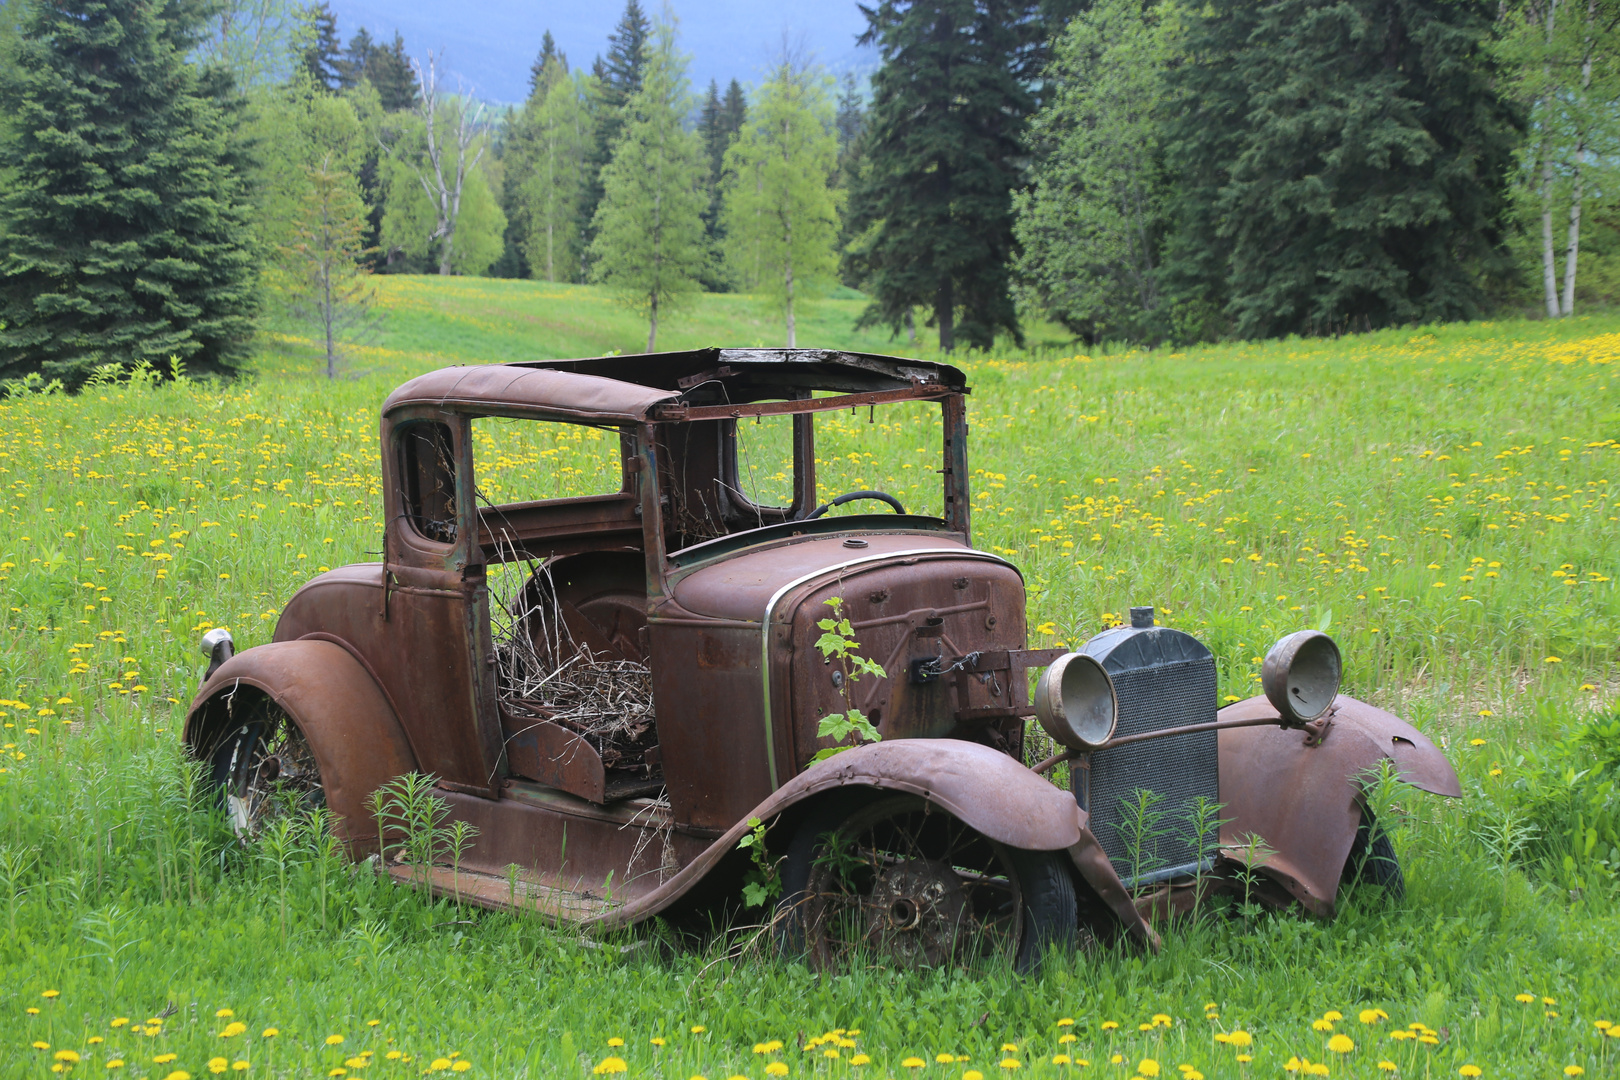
[529,31,567,98]
[338,26,375,90]
[371,33,420,113]
[845,0,1048,351]
[1161,0,1520,339]
[303,3,343,91]
[581,1,651,244]
[698,78,747,289]
[0,0,259,386]
[589,18,707,351]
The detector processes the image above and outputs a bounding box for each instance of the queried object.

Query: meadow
[1,278,1618,1080]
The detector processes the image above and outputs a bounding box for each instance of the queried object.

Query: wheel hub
[864,858,969,967]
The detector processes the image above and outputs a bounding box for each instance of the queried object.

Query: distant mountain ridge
[325,0,876,105]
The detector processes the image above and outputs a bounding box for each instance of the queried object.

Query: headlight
[1034,652,1118,751]
[1261,629,1342,725]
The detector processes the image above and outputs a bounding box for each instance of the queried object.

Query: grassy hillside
[1,290,1618,1079]
[256,276,1077,380]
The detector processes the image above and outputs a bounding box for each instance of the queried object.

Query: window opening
[397,422,457,543]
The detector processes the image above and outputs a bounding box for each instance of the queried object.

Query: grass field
[2,279,1619,1080]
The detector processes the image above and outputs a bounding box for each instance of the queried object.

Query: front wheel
[774,794,1076,973]
[1342,809,1404,901]
[206,700,325,840]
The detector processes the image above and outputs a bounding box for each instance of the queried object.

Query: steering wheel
[803,489,907,520]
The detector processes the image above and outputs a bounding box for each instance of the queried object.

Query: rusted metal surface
[182,348,1464,961]
[1216,693,1460,914]
[184,639,418,848]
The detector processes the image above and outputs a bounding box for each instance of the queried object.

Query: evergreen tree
[581,1,652,246]
[280,155,379,379]
[372,32,420,113]
[338,26,375,90]
[697,78,747,289]
[589,18,707,351]
[0,0,259,386]
[845,0,1050,351]
[530,30,567,98]
[1014,0,1178,344]
[1161,0,1521,340]
[721,59,842,345]
[835,72,864,161]
[303,2,343,90]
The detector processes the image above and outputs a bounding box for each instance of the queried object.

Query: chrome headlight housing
[1261,629,1342,725]
[1034,651,1118,751]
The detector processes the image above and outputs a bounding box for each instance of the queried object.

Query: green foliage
[697,77,748,289]
[379,108,508,277]
[338,28,419,113]
[1160,0,1521,341]
[0,0,260,387]
[587,18,708,350]
[1501,710,1620,893]
[736,815,780,908]
[845,0,1052,351]
[1014,0,1180,345]
[277,154,379,379]
[514,71,596,283]
[580,0,652,248]
[808,598,886,765]
[720,59,843,345]
[192,0,312,90]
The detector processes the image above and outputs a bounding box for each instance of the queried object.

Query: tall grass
[1,283,1617,1077]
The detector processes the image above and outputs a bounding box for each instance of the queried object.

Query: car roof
[381,348,968,425]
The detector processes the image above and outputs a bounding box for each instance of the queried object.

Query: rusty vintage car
[184,348,1460,970]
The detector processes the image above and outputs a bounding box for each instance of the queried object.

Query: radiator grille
[1078,626,1219,884]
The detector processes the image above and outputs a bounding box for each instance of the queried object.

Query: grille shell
[1076,625,1218,883]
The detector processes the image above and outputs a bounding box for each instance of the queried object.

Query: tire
[207,700,325,840]
[1343,809,1404,902]
[774,793,1076,973]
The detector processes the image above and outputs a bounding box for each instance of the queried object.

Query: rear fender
[1217,694,1460,914]
[184,640,419,849]
[592,738,1158,948]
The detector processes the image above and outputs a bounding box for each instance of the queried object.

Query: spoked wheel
[775,794,1076,973]
[1343,808,1404,901]
[207,701,325,840]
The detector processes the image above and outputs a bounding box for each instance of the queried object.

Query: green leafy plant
[1180,794,1229,918]
[374,772,451,888]
[1114,787,1169,889]
[809,597,886,764]
[737,816,780,908]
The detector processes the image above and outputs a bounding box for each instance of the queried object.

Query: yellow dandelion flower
[111,1019,128,1028]
[1226,1031,1252,1048]
[824,1050,840,1060]
[27,1008,41,1015]
[850,1054,870,1066]
[1311,1019,1333,1032]
[999,1060,1021,1070]
[965,1072,985,1080]
[89,1038,104,1046]
[219,1023,247,1038]
[55,1051,82,1063]
[902,1058,926,1069]
[215,1009,235,1019]
[1138,1061,1160,1077]
[1059,1018,1075,1027]
[231,1064,248,1073]
[367,1020,381,1028]
[328,1071,346,1078]
[165,1072,193,1080]
[261,1029,278,1038]
[1054,1055,1073,1066]
[1543,997,1557,1006]
[451,1064,470,1073]
[1418,1035,1439,1046]
[1378,1063,1396,1073]
[1152,1015,1172,1028]
[1284,1058,1301,1073]
[1101,1021,1120,1031]
[765,1065,788,1078]
[42,990,60,999]
[1306,1064,1329,1077]
[1060,1034,1077,1045]
[1327,1035,1353,1054]
[1458,1067,1481,1078]
[1322,1012,1343,1023]
[606,1038,624,1048]
[1359,1010,1388,1025]
[650,1038,666,1047]
[1595,1021,1613,1031]
[1563,1068,1584,1077]
[154,1055,179,1064]
[938,1054,957,1064]
[1235,1056,1251,1065]
[1110,1056,1123,1066]
[325,1035,345,1046]
[591,1059,627,1077]
[209,1058,229,1074]
[106,1061,125,1070]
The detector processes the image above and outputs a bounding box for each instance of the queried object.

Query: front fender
[592,739,1157,948]
[184,640,419,849]
[1217,694,1460,914]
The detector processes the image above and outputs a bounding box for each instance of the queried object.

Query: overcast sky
[325,0,878,104]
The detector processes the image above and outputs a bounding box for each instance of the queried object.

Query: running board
[386,863,621,923]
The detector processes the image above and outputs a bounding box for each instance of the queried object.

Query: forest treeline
[0,0,1616,386]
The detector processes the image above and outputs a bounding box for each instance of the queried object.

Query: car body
[185,348,1461,966]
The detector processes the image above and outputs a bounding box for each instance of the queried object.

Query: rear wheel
[775,794,1076,973]
[206,701,325,840]
[1343,809,1404,901]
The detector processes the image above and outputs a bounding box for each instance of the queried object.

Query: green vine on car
[737,816,779,908]
[810,597,886,764]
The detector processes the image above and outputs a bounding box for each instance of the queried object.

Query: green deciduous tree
[588,17,707,351]
[194,0,312,89]
[845,0,1052,351]
[0,0,259,386]
[279,156,379,379]
[247,75,369,266]
[521,71,596,282]
[1014,0,1180,344]
[1161,0,1522,340]
[1498,0,1620,316]
[378,53,502,275]
[721,57,843,346]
